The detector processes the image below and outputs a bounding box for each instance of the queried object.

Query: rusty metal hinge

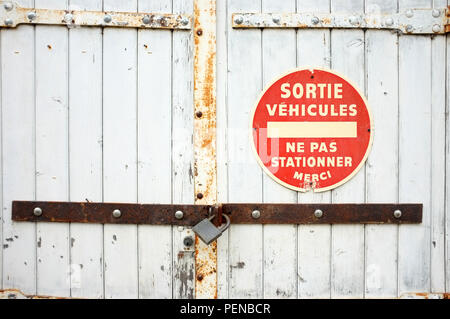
[0,1,192,29]
[12,200,422,225]
[233,7,450,35]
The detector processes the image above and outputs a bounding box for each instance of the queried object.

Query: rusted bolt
[311,16,320,25]
[432,24,441,33]
[33,207,43,217]
[4,18,13,26]
[104,14,112,23]
[175,210,184,220]
[196,29,203,36]
[197,274,204,281]
[234,15,244,25]
[27,12,37,21]
[183,236,194,247]
[180,17,189,26]
[385,17,394,26]
[432,9,441,18]
[394,210,402,219]
[314,209,323,218]
[196,111,203,118]
[196,193,204,199]
[405,24,414,33]
[142,15,151,24]
[3,3,13,11]
[112,209,121,218]
[405,9,414,18]
[64,13,73,24]
[251,210,261,219]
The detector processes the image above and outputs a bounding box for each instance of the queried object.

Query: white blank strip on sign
[267,121,357,138]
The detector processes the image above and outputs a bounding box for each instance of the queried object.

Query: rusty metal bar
[12,201,422,224]
[232,7,450,35]
[193,0,218,300]
[0,1,192,29]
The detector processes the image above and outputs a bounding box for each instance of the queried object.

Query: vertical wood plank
[35,0,70,297]
[227,0,263,298]
[261,0,298,299]
[68,0,104,299]
[430,0,447,294]
[364,0,399,298]
[398,0,432,296]
[103,0,138,299]
[216,0,229,299]
[296,0,332,299]
[172,0,195,299]
[1,0,36,294]
[446,13,450,293]
[137,0,173,299]
[330,0,366,299]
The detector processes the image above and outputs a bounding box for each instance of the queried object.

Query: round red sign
[251,68,373,192]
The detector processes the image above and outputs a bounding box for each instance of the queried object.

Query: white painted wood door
[0,0,449,299]
[216,0,448,298]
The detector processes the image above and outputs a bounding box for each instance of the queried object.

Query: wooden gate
[0,0,448,299]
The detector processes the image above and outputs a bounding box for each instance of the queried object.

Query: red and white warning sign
[250,68,373,192]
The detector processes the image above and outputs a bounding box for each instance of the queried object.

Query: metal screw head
[349,16,359,26]
[64,13,73,24]
[180,17,189,26]
[154,16,164,25]
[27,11,37,21]
[385,17,394,27]
[272,16,280,24]
[405,9,414,18]
[104,14,112,23]
[33,207,43,217]
[405,24,414,33]
[175,210,184,220]
[112,209,121,218]
[234,15,244,25]
[183,236,194,247]
[3,3,13,11]
[4,18,13,26]
[142,15,151,24]
[314,209,323,218]
[251,210,261,219]
[432,24,441,33]
[432,9,440,18]
[394,210,402,219]
[311,16,320,25]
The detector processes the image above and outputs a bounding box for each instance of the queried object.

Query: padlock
[192,213,230,245]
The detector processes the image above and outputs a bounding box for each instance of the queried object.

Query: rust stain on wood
[0,289,76,299]
[1,5,192,29]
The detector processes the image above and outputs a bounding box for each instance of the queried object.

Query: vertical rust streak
[193,0,218,299]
